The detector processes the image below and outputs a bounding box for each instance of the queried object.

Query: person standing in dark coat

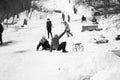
[46,18,53,39]
[0,23,4,45]
[73,6,77,14]
[62,13,65,21]
[68,15,70,22]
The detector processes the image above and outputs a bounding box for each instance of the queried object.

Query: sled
[81,25,98,32]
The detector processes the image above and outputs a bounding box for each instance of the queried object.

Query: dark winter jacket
[46,20,52,31]
[41,40,50,50]
[0,23,4,33]
[50,30,66,50]
[23,19,27,25]
[62,13,65,18]
[37,38,50,50]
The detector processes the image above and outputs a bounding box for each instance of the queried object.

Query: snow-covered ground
[0,0,120,80]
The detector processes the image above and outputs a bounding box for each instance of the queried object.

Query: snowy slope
[0,1,120,80]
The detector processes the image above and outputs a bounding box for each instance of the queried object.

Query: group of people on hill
[62,13,71,22]
[46,14,73,39]
[0,5,98,53]
[36,27,69,52]
[81,15,98,24]
[36,11,99,53]
[36,16,73,53]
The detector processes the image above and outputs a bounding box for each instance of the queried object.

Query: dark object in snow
[46,18,53,39]
[36,36,50,51]
[50,29,68,53]
[96,40,108,44]
[0,23,4,45]
[94,35,109,44]
[81,15,87,22]
[115,35,120,40]
[72,43,84,52]
[81,25,98,32]
[53,10,62,13]
[0,41,14,47]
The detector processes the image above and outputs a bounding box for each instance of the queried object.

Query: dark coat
[46,21,52,31]
[37,38,50,50]
[51,31,66,50]
[62,13,65,21]
[23,19,27,25]
[82,16,86,22]
[41,40,50,50]
[0,24,4,33]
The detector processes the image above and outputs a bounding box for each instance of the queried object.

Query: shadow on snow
[0,41,17,47]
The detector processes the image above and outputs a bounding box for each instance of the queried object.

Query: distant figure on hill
[22,18,27,27]
[116,35,120,40]
[0,23,4,45]
[63,21,73,37]
[73,6,77,14]
[62,13,65,21]
[50,28,68,53]
[17,14,19,19]
[46,18,53,39]
[36,36,50,51]
[67,15,70,22]
[81,15,87,22]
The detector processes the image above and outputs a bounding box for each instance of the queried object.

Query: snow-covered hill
[0,1,120,80]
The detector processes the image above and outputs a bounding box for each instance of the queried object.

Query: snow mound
[60,52,120,80]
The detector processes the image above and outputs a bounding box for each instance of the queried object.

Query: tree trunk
[7,15,9,28]
[29,8,33,19]
[104,0,109,18]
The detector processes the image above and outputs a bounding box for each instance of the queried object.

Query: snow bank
[61,52,120,80]
[91,52,120,80]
